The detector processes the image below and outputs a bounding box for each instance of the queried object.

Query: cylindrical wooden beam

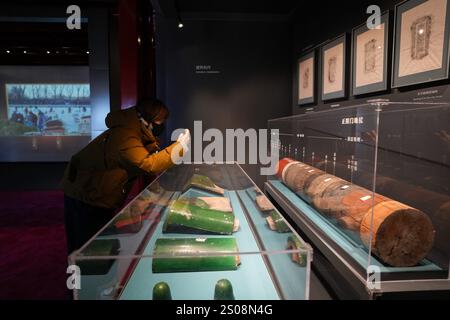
[360,201,435,267]
[276,158,435,267]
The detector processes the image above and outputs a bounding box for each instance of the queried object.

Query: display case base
[265,180,450,300]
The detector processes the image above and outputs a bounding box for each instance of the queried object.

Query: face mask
[138,110,165,136]
[151,122,165,137]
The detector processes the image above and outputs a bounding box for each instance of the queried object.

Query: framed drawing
[392,0,450,88]
[352,11,390,95]
[298,51,315,105]
[321,34,348,101]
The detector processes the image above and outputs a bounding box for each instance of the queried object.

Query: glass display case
[266,99,450,298]
[69,163,312,300]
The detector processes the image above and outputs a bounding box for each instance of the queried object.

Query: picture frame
[297,50,316,105]
[352,11,391,96]
[321,34,348,101]
[392,0,450,88]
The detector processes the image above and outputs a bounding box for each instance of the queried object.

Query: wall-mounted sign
[195,65,220,74]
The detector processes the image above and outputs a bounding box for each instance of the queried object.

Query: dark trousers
[64,195,114,255]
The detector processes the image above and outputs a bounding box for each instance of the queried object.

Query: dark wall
[0,162,67,191]
[292,0,402,114]
[155,17,293,186]
[0,4,112,190]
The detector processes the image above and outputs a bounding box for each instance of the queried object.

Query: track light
[175,2,183,29]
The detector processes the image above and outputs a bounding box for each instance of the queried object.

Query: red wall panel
[118,0,138,109]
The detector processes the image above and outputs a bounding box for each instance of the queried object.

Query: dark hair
[136,98,169,123]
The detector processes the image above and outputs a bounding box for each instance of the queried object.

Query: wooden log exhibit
[305,174,344,200]
[312,180,359,218]
[284,163,309,189]
[360,201,435,267]
[276,158,435,267]
[282,162,326,196]
[315,159,450,219]
[337,190,388,231]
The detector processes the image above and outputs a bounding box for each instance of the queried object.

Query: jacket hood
[105,107,156,142]
[105,107,140,129]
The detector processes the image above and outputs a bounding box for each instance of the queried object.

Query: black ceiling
[0,1,302,20]
[0,20,88,65]
[151,0,301,20]
[0,0,300,13]
[176,0,300,15]
[0,1,97,65]
[0,0,302,65]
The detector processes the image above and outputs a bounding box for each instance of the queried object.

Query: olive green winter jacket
[62,107,181,209]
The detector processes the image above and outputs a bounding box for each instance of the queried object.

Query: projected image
[2,84,91,136]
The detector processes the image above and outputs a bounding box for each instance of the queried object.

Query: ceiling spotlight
[46,50,50,54]
[6,50,10,54]
[86,51,90,54]
[137,37,141,44]
[178,22,184,28]
[23,50,27,54]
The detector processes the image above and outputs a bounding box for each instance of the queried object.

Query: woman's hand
[177,129,191,153]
